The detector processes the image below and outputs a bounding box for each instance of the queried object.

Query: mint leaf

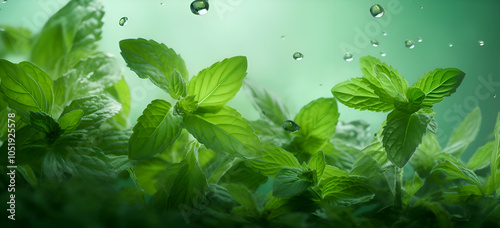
[467,141,494,171]
[443,107,481,157]
[29,111,61,136]
[320,176,374,207]
[293,98,339,153]
[432,160,483,191]
[307,150,326,184]
[359,55,408,101]
[382,110,432,168]
[273,167,314,197]
[129,99,182,160]
[410,131,442,177]
[0,26,32,56]
[58,109,84,132]
[0,60,54,120]
[218,160,267,191]
[244,81,290,126]
[30,0,104,77]
[403,173,423,206]
[60,95,121,131]
[132,158,169,194]
[184,105,261,158]
[119,38,188,99]
[54,54,122,110]
[247,145,300,177]
[412,68,465,107]
[223,184,258,211]
[105,77,131,129]
[394,87,426,114]
[331,77,394,112]
[0,126,47,165]
[187,56,247,113]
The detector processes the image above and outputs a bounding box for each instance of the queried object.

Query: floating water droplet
[370,4,385,18]
[494,94,497,99]
[448,43,453,47]
[371,39,379,47]
[380,52,386,57]
[119,17,128,26]
[418,37,423,42]
[319,84,323,86]
[282,120,300,132]
[382,31,387,36]
[343,52,353,62]
[1,0,6,3]
[160,2,164,6]
[293,52,303,60]
[420,5,423,10]
[478,40,484,46]
[281,35,286,40]
[191,0,209,15]
[405,39,415,49]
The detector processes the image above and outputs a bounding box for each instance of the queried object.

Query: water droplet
[191,0,209,15]
[160,2,164,6]
[405,39,415,49]
[343,52,353,62]
[371,39,379,47]
[119,17,128,26]
[382,31,387,36]
[478,40,485,46]
[1,0,6,3]
[370,4,385,18]
[420,5,423,10]
[448,43,453,48]
[293,52,303,60]
[494,94,497,99]
[282,120,300,132]
[319,84,323,86]
[418,37,423,42]
[380,52,386,57]
[281,35,286,40]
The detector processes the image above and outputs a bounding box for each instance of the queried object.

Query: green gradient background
[1,0,499,160]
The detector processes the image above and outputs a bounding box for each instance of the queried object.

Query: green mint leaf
[0,60,54,121]
[382,110,432,168]
[331,77,394,112]
[132,158,170,194]
[54,54,122,110]
[403,173,423,206]
[350,141,391,178]
[443,107,481,157]
[0,26,32,56]
[60,95,121,131]
[394,87,426,114]
[432,160,483,191]
[187,56,247,113]
[58,109,84,132]
[467,141,494,171]
[223,184,258,211]
[105,77,131,130]
[412,68,465,107]
[321,165,348,182]
[30,0,104,77]
[174,95,198,115]
[129,99,182,160]
[29,111,61,136]
[155,143,208,210]
[95,129,132,156]
[119,38,189,99]
[244,81,290,126]
[320,176,374,207]
[247,145,301,177]
[359,55,408,100]
[293,98,339,154]
[307,150,326,184]
[183,105,261,158]
[273,167,314,197]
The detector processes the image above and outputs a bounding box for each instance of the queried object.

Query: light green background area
[1,0,499,160]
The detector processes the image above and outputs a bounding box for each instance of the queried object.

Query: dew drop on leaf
[370,4,385,18]
[405,39,415,49]
[191,0,209,15]
[282,120,300,132]
[293,52,303,60]
[478,40,485,46]
[119,17,128,26]
[343,52,353,62]
[371,39,379,47]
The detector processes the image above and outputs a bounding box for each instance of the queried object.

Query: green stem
[394,166,403,211]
